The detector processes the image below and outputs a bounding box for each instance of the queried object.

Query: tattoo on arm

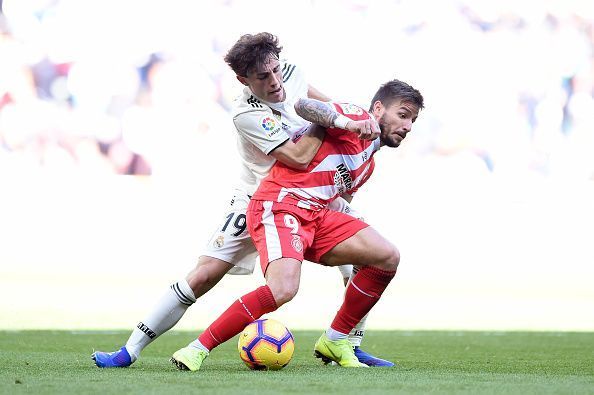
[295,98,337,128]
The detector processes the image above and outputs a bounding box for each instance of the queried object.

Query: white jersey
[231,61,311,196]
[203,61,359,276]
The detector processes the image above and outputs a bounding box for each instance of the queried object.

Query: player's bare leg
[92,256,232,368]
[314,227,398,367]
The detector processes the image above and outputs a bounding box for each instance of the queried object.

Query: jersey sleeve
[233,110,289,155]
[326,102,371,137]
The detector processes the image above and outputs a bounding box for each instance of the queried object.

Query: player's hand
[346,119,380,140]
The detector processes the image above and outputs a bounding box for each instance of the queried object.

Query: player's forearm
[286,124,325,168]
[293,125,325,162]
[294,98,339,128]
[271,124,325,169]
[296,98,379,140]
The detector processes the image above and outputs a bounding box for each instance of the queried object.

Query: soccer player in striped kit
[169,80,424,369]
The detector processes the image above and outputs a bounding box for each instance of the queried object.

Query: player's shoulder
[232,90,271,119]
[232,96,281,138]
[234,89,267,112]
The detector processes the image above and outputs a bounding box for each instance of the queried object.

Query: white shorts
[201,189,362,276]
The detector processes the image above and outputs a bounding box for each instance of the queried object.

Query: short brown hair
[370,79,424,111]
[224,32,283,77]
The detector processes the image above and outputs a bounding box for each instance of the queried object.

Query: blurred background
[1,0,593,332]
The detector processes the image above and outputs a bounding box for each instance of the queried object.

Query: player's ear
[236,75,249,86]
[372,100,385,118]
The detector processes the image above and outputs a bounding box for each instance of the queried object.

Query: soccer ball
[238,318,295,370]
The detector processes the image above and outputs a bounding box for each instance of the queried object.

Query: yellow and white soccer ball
[238,318,295,370]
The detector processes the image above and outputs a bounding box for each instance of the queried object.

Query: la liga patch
[260,115,281,137]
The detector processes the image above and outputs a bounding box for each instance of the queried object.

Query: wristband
[333,114,350,129]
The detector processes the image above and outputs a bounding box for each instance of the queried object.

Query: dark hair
[224,32,283,77]
[369,79,424,111]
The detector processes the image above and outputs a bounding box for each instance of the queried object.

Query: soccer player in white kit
[92,32,392,368]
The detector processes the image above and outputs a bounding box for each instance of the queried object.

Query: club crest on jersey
[213,235,224,249]
[272,109,282,121]
[291,235,303,253]
[333,163,353,194]
[260,116,281,137]
[338,103,364,116]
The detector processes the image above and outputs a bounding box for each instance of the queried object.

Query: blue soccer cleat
[92,346,133,368]
[354,346,395,367]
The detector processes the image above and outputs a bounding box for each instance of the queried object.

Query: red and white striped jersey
[252,103,381,210]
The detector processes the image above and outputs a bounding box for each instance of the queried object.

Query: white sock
[325,328,348,341]
[348,313,368,347]
[337,264,353,279]
[188,338,210,353]
[125,279,196,360]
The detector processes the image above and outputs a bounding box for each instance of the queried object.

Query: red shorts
[247,200,369,274]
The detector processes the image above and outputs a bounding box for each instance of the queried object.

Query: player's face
[238,56,285,103]
[373,99,419,148]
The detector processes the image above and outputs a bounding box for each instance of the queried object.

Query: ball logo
[261,116,277,131]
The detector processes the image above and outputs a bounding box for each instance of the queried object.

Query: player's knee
[377,242,400,272]
[269,281,299,306]
[186,257,228,297]
[186,267,208,297]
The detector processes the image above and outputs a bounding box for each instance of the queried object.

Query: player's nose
[270,72,280,88]
[402,119,412,132]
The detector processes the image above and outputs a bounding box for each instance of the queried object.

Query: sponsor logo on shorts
[213,235,224,248]
[291,235,303,253]
[333,163,353,194]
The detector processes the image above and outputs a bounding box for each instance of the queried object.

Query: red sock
[331,266,396,334]
[198,285,277,350]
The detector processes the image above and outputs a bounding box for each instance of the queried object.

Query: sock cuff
[357,266,396,286]
[256,285,278,312]
[171,279,196,305]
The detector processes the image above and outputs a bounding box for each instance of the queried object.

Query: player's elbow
[291,155,312,170]
[294,98,306,118]
[281,152,311,170]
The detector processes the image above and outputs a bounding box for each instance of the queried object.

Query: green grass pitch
[1,330,593,394]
